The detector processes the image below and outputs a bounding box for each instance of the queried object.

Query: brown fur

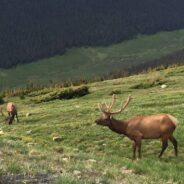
[96,106,178,159]
[6,102,19,124]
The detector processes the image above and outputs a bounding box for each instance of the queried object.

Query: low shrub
[58,86,89,99]
[28,88,54,97]
[19,95,25,100]
[31,86,89,103]
[131,73,165,89]
[131,80,164,89]
[0,96,4,104]
[109,90,122,95]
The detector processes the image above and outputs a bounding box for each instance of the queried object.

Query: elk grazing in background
[95,95,178,159]
[0,102,19,125]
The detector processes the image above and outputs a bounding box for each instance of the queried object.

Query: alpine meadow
[0,65,184,183]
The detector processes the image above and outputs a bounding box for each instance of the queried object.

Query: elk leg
[136,140,142,159]
[169,136,178,156]
[132,132,142,159]
[8,112,11,117]
[9,114,15,125]
[16,112,19,122]
[132,141,136,160]
[159,139,168,158]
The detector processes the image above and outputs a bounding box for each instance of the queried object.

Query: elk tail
[167,114,179,127]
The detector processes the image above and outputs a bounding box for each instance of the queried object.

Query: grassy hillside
[1,29,184,88]
[0,65,184,183]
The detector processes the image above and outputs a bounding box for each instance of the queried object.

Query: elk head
[95,94,133,126]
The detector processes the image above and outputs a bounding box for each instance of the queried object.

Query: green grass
[0,65,184,183]
[1,29,184,88]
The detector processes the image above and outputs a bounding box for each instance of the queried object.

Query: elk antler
[109,95,133,115]
[104,94,116,112]
[98,95,133,115]
[98,103,107,114]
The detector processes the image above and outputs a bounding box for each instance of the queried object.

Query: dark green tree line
[1,0,184,68]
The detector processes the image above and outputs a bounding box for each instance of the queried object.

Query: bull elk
[0,102,19,124]
[95,95,178,159]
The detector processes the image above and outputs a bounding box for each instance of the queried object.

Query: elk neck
[108,117,128,135]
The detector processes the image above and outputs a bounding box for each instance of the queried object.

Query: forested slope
[1,0,184,68]
[1,29,184,89]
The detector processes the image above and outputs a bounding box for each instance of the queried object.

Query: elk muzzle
[95,118,101,125]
